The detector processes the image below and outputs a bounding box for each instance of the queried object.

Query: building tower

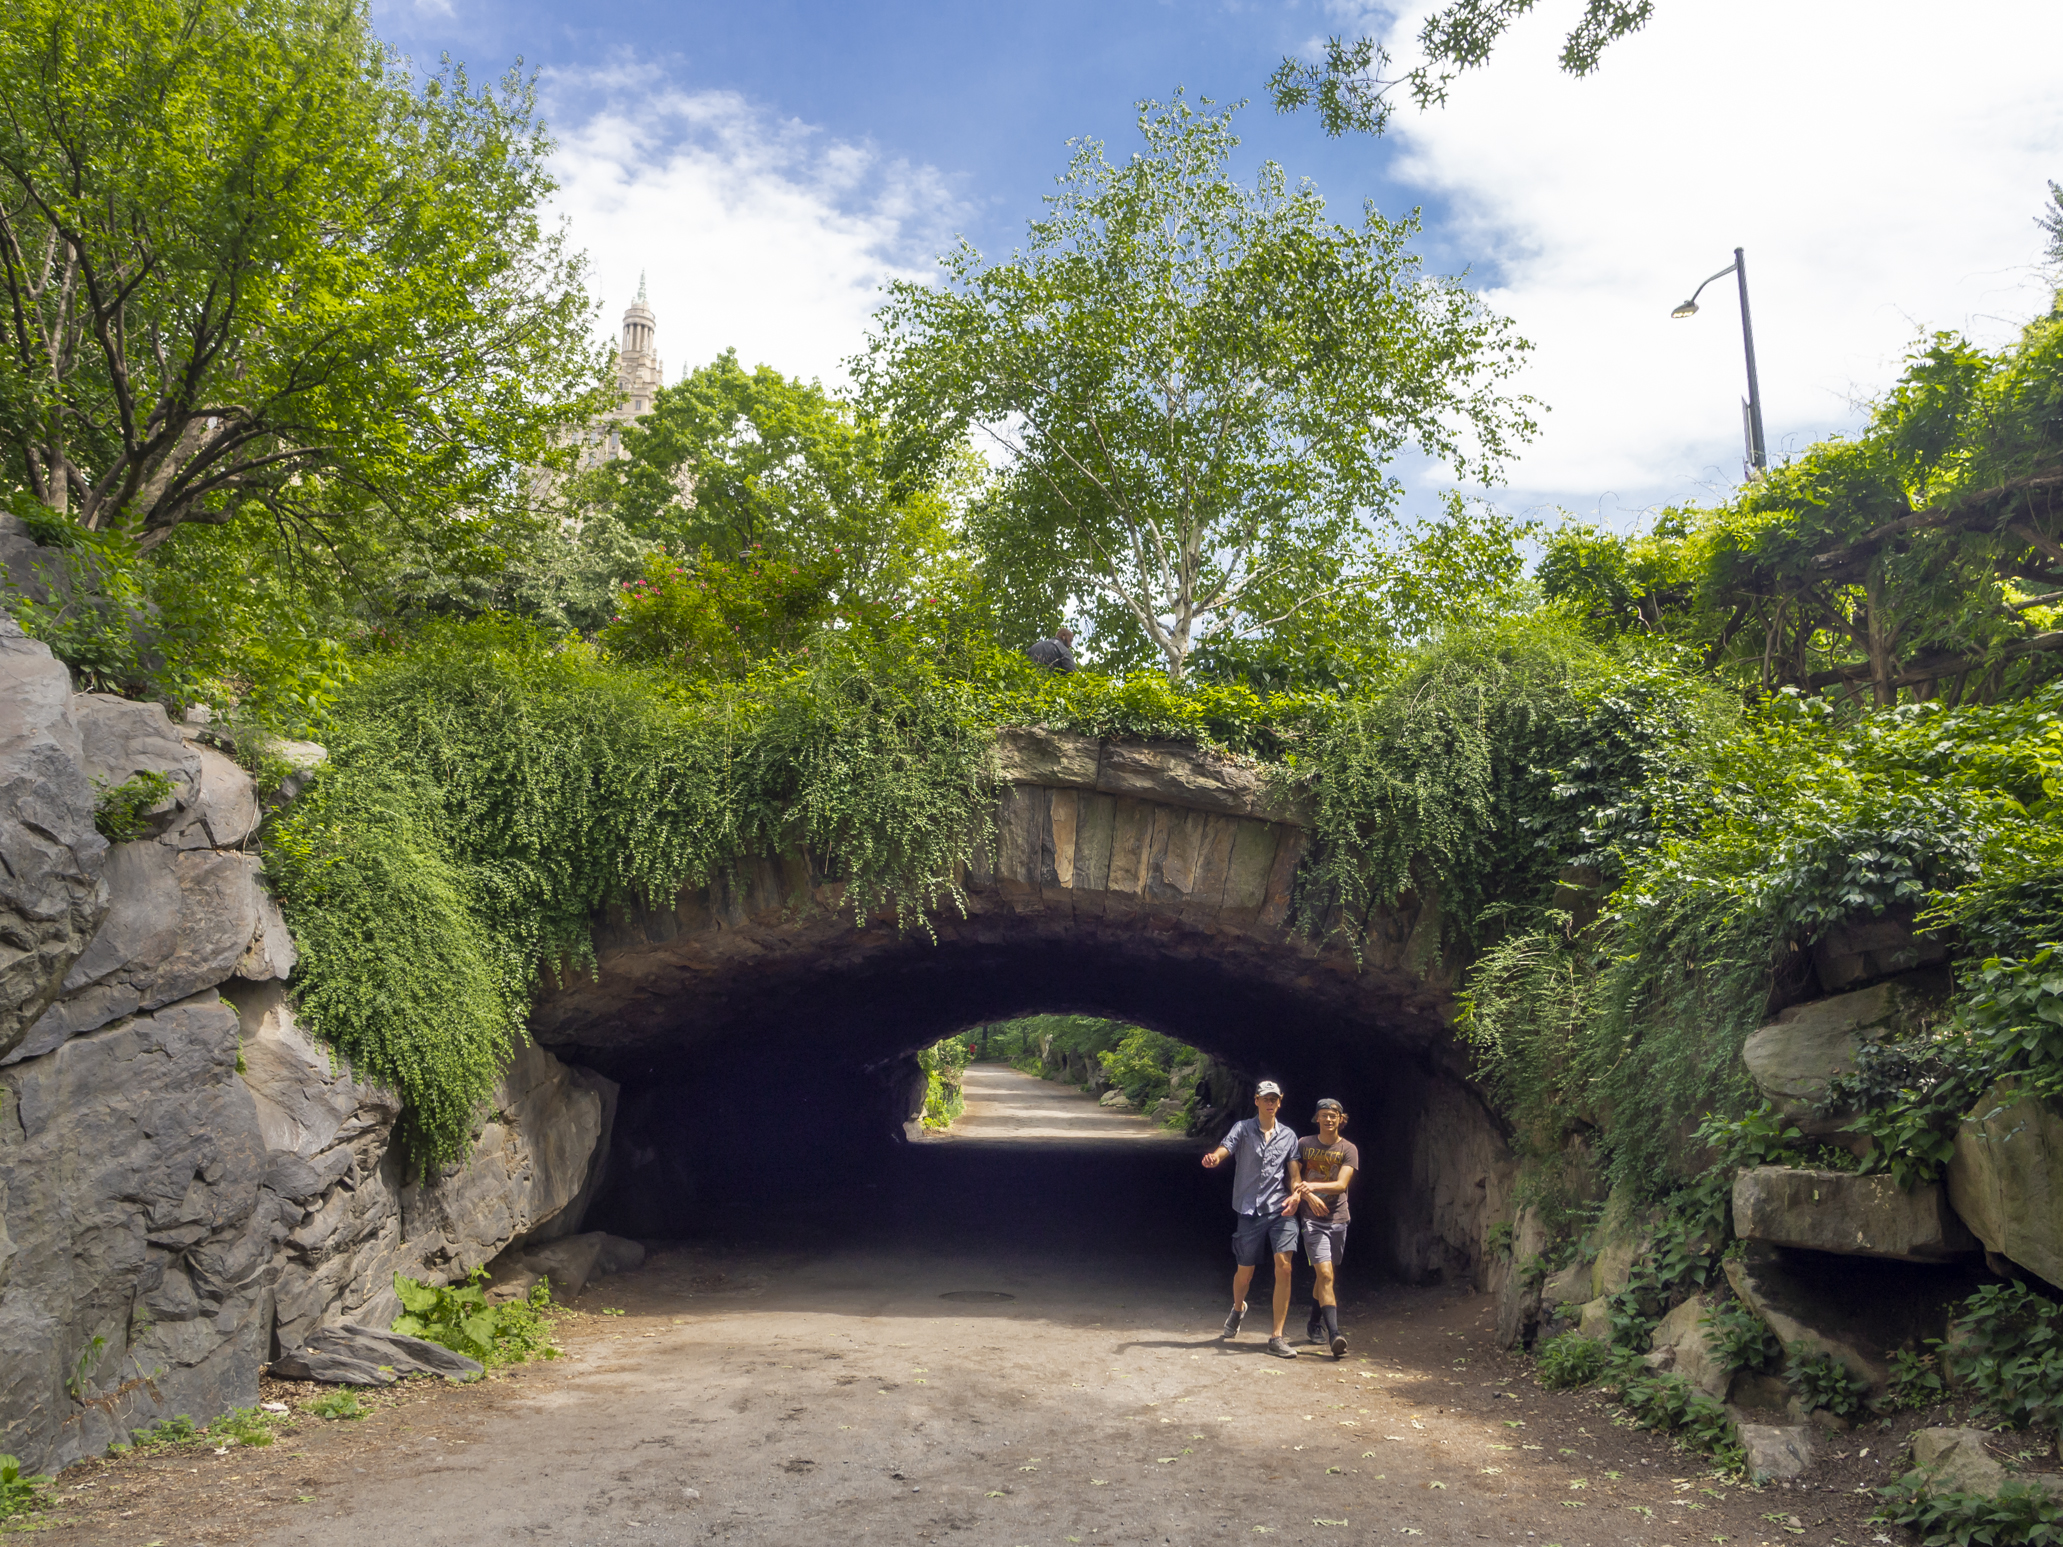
[572,274,666,473]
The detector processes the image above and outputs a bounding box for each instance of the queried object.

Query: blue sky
[375,0,2063,527]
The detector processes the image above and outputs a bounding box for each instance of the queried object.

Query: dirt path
[34,1097,1898,1547]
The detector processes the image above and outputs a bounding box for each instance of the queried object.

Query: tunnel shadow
[564,935,1503,1290]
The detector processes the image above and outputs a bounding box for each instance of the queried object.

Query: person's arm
[1200,1122,1243,1170]
[1302,1165,1355,1210]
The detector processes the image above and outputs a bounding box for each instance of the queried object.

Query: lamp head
[1671,299,1699,319]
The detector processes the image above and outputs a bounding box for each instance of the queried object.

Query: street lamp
[1671,246,1767,477]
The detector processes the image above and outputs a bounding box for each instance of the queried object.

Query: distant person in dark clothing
[1026,627,1076,672]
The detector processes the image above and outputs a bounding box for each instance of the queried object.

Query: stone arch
[531,730,1517,1285]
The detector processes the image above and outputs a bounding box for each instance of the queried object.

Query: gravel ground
[16,1068,1953,1547]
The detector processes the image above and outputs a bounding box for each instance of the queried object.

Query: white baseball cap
[1255,1080,1284,1097]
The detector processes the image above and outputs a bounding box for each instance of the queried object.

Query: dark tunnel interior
[560,936,1494,1286]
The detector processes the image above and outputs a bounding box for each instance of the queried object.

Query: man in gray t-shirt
[1200,1081,1302,1358]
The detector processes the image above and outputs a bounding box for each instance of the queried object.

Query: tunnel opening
[552,930,1514,1291]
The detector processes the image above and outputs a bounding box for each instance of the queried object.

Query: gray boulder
[1948,1084,2063,1289]
[1742,980,1939,1133]
[1098,1088,1131,1109]
[487,1231,646,1304]
[0,620,107,1059]
[0,994,287,1473]
[1911,1428,2008,1494]
[1646,1294,1730,1399]
[1735,1422,1813,1481]
[270,1323,482,1386]
[1540,1260,1592,1307]
[1732,1166,1977,1261]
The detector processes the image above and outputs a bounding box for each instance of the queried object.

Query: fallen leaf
[1312,1519,1348,1527]
[1428,1481,1446,1490]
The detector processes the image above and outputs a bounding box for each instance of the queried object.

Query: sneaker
[1266,1336,1299,1359]
[1330,1332,1348,1360]
[1305,1316,1324,1345]
[1220,1304,1247,1340]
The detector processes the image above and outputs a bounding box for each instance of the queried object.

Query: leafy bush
[1536,1332,1611,1389]
[1610,1361,1744,1471]
[600,546,843,674]
[1703,1301,1783,1376]
[93,770,177,843]
[207,1407,279,1448]
[1947,1283,2063,1431]
[306,1390,366,1421]
[1888,1348,1949,1411]
[1098,1026,1202,1112]
[1787,1349,1869,1417]
[130,1415,199,1446]
[390,1269,560,1366]
[0,1453,50,1521]
[1875,1473,2063,1546]
[917,1035,974,1129]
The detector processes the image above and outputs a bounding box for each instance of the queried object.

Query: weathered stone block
[1732,1166,1977,1261]
[1742,980,1940,1133]
[1648,1294,1731,1399]
[271,1323,483,1386]
[1736,1422,1813,1481]
[1948,1082,2063,1289]
[1723,1242,1983,1391]
[1540,1260,1591,1307]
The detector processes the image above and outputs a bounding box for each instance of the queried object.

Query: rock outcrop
[1948,1083,2063,1289]
[0,625,620,1474]
[0,618,106,1060]
[1732,1167,1977,1261]
[269,1324,484,1386]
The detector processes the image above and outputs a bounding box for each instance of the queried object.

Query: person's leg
[1269,1250,1294,1336]
[1231,1263,1256,1310]
[1311,1260,1337,1307]
[1225,1215,1263,1337]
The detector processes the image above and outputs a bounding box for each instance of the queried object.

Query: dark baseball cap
[1314,1098,1345,1112]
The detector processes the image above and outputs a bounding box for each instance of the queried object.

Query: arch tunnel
[531,730,1517,1288]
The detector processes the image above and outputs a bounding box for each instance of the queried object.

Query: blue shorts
[1231,1210,1299,1266]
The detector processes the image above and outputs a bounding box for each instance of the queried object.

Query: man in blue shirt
[1200,1080,1302,1358]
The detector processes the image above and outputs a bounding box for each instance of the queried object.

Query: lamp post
[1671,246,1767,477]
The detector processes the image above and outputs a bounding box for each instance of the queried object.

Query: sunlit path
[930,1063,1190,1143]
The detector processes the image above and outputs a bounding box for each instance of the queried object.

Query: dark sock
[1322,1304,1341,1338]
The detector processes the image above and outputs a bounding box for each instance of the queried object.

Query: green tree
[863,94,1534,684]
[597,349,971,616]
[1270,0,1657,138]
[0,0,604,553]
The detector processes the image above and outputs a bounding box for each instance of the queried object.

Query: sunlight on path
[932,1063,1190,1143]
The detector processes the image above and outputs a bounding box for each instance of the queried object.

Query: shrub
[917,1036,972,1129]
[1947,1283,2063,1431]
[1875,1474,2063,1546]
[390,1269,560,1366]
[0,1453,50,1522]
[1097,1026,1202,1111]
[306,1390,366,1421]
[93,770,177,843]
[130,1415,199,1447]
[1610,1362,1744,1471]
[1888,1348,1949,1411]
[1536,1333,1611,1389]
[1787,1349,1869,1417]
[206,1407,279,1448]
[1702,1301,1783,1376]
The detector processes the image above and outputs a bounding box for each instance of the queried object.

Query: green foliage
[1946,1283,2063,1431]
[864,92,1533,683]
[1786,1349,1869,1417]
[1888,1348,1949,1411]
[1702,1301,1783,1376]
[600,546,844,675]
[1535,1332,1611,1389]
[306,1390,366,1421]
[1608,1358,1745,1472]
[1098,1026,1202,1114]
[0,0,602,552]
[129,1414,199,1446]
[92,771,177,843]
[1875,1475,2063,1546]
[1696,1104,1859,1173]
[917,1035,974,1130]
[0,1453,49,1521]
[207,1407,280,1448]
[390,1269,558,1366]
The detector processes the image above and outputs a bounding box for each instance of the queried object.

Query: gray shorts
[1301,1216,1348,1265]
[1232,1210,1299,1265]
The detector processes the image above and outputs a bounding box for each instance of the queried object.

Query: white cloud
[1368,0,2063,520]
[543,65,965,389]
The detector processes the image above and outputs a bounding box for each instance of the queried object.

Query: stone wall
[0,620,618,1473]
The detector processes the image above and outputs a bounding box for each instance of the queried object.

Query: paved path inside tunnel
[926,1063,1192,1142]
[50,1074,1883,1547]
